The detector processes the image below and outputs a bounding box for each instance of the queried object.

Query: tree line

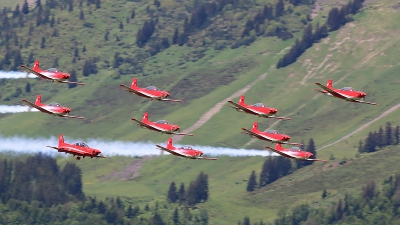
[0,154,209,224]
[239,174,400,225]
[276,0,365,69]
[358,121,400,153]
[246,138,317,192]
[167,171,209,207]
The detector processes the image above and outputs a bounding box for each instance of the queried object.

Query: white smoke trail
[0,71,36,79]
[0,105,39,113]
[0,135,276,157]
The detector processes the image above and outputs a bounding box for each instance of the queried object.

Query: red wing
[60,81,85,85]
[315,82,348,99]
[170,132,194,136]
[241,128,276,142]
[156,145,191,158]
[62,115,86,120]
[159,98,184,102]
[22,100,55,115]
[351,99,379,106]
[227,101,259,114]
[132,118,163,131]
[21,66,53,80]
[197,157,218,160]
[120,85,157,98]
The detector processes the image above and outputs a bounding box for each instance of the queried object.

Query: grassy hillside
[1,0,400,224]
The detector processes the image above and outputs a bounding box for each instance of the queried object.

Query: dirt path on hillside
[172,73,268,143]
[318,103,400,150]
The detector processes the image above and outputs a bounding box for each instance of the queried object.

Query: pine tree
[69,1,73,12]
[259,157,273,187]
[13,4,20,18]
[178,183,186,204]
[68,69,78,89]
[22,0,29,14]
[386,122,392,146]
[119,21,124,30]
[242,216,251,225]
[395,125,400,145]
[186,181,196,206]
[377,126,384,148]
[322,188,327,198]
[300,24,313,50]
[79,9,85,20]
[167,181,179,203]
[363,132,376,152]
[25,83,31,93]
[172,28,179,45]
[126,205,134,218]
[40,37,46,48]
[96,0,101,9]
[275,0,284,17]
[246,170,257,192]
[195,172,209,202]
[336,199,343,220]
[173,208,180,225]
[305,138,317,166]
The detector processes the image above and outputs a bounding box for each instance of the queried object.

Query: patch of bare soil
[102,156,153,181]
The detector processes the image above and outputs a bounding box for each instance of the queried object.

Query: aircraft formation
[19,60,379,161]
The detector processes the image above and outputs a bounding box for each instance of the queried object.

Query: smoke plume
[0,105,39,113]
[0,135,276,158]
[0,71,36,79]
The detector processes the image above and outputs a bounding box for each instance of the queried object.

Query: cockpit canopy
[180,146,193,150]
[289,147,302,151]
[341,87,354,91]
[47,68,60,72]
[253,103,265,107]
[146,86,158,91]
[266,130,279,134]
[75,142,89,147]
[48,102,61,107]
[156,120,168,124]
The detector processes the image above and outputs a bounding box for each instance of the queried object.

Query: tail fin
[33,60,40,71]
[276,143,284,150]
[166,138,173,149]
[238,95,245,106]
[131,78,138,89]
[35,95,42,106]
[142,112,149,122]
[58,134,64,147]
[251,122,258,132]
[326,79,333,89]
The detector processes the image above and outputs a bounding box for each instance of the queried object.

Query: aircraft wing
[131,118,163,131]
[170,132,194,136]
[46,146,60,150]
[61,115,86,120]
[60,81,85,85]
[241,128,277,142]
[120,84,158,98]
[302,158,327,162]
[196,156,218,160]
[156,145,192,158]
[227,101,260,114]
[351,99,379,106]
[21,66,53,80]
[262,115,291,120]
[22,100,55,115]
[264,145,296,159]
[315,82,349,99]
[159,98,184,102]
[94,155,107,158]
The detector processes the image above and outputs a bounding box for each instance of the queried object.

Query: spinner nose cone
[63,107,71,113]
[359,91,366,98]
[63,73,70,79]
[270,108,278,114]
[173,125,180,131]
[307,152,313,158]
[283,135,290,140]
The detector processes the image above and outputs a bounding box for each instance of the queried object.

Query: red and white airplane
[314,79,378,105]
[131,112,193,136]
[47,134,106,160]
[22,94,86,119]
[227,96,290,120]
[21,60,85,85]
[265,143,326,162]
[241,122,302,145]
[120,78,183,102]
[156,138,217,160]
